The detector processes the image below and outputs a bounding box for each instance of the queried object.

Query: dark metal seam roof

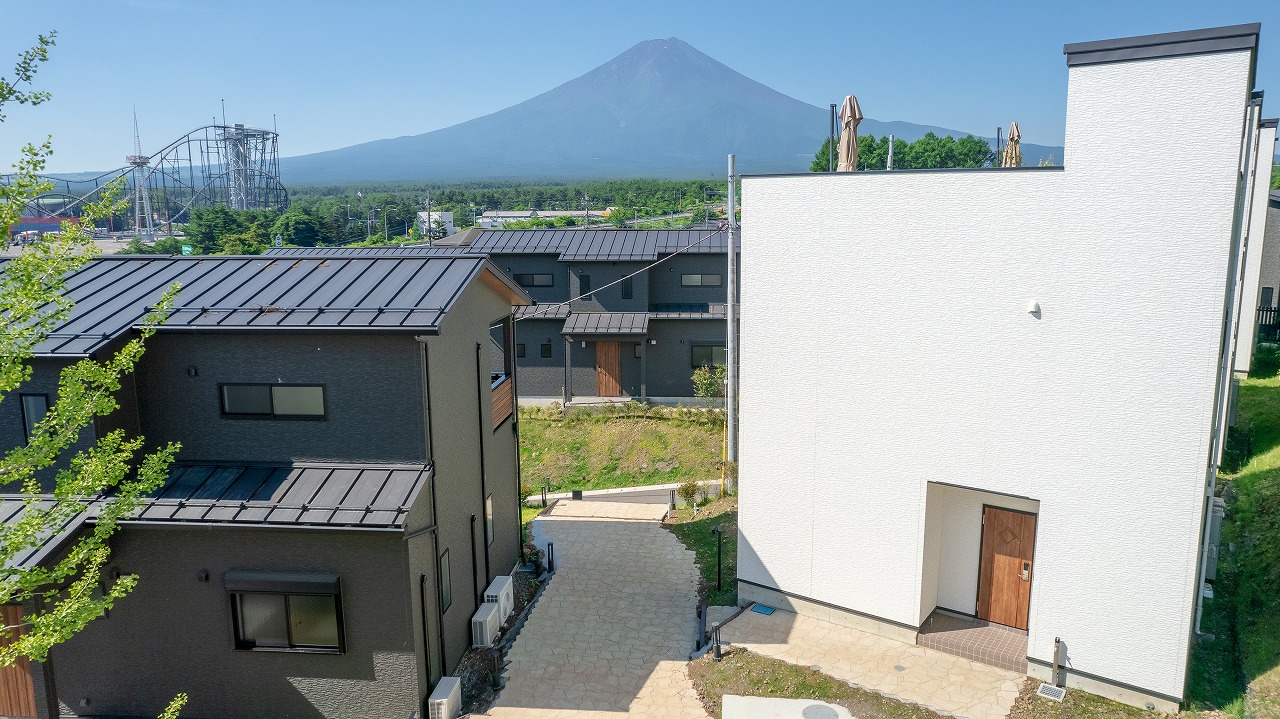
[560,312,650,335]
[261,247,480,257]
[14,255,511,357]
[1063,23,1260,67]
[132,462,429,528]
[0,497,92,570]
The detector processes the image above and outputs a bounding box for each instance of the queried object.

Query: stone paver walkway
[485,501,706,719]
[720,608,1022,719]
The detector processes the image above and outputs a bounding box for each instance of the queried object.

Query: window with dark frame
[540,343,553,358]
[621,276,633,300]
[19,394,48,443]
[681,274,722,287]
[439,549,452,612]
[1263,287,1275,308]
[221,384,325,419]
[232,591,343,652]
[516,343,526,358]
[513,274,554,287]
[634,343,642,359]
[691,344,727,368]
[579,274,591,299]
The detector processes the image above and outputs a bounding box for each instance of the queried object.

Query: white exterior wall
[1233,124,1277,373]
[738,47,1256,703]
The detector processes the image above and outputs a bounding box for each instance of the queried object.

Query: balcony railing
[1259,306,1280,343]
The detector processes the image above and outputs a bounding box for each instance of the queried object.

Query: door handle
[1020,562,1031,582]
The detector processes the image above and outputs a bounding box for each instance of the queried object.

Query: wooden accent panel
[595,342,622,397]
[491,377,514,430]
[0,606,36,717]
[976,507,1036,630]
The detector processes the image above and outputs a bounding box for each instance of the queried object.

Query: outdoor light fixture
[186,366,198,377]
[648,339,657,345]
[581,341,587,348]
[196,569,209,582]
[1027,301,1041,315]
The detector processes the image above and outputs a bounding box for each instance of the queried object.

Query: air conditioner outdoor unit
[471,602,501,648]
[427,677,461,719]
[485,575,515,621]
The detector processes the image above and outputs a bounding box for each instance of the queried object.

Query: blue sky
[3,0,1277,174]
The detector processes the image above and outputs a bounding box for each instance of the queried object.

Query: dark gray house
[268,229,734,401]
[0,253,530,718]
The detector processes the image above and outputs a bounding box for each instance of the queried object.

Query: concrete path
[485,501,707,719]
[720,608,1022,719]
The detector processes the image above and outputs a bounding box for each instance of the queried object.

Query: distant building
[416,210,456,236]
[476,210,606,229]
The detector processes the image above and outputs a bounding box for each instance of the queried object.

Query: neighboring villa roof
[515,304,571,320]
[1270,189,1280,209]
[134,462,428,529]
[0,497,93,570]
[470,229,729,260]
[561,312,650,335]
[262,229,731,262]
[262,246,477,257]
[1063,23,1259,67]
[10,254,530,358]
[0,462,429,568]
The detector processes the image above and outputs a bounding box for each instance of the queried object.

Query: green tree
[182,205,243,254]
[692,364,727,398]
[270,209,320,247]
[1272,164,1279,190]
[0,31,184,679]
[810,133,994,172]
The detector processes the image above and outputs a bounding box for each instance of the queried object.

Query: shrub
[692,365,727,398]
[677,480,700,508]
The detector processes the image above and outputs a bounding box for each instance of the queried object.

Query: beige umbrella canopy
[1001,121,1022,167]
[837,95,863,172]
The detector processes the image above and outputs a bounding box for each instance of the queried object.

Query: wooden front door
[595,341,622,396]
[0,606,36,717]
[976,507,1036,630]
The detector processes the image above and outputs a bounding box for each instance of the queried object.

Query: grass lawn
[665,495,737,606]
[688,648,943,719]
[518,404,723,495]
[1185,369,1280,718]
[1005,679,1166,719]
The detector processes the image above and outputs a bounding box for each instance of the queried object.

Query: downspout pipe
[417,338,449,680]
[475,343,491,586]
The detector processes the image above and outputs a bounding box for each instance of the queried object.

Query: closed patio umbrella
[837,95,863,172]
[1002,121,1022,168]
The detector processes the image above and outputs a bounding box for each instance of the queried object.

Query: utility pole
[726,155,739,486]
[582,194,590,228]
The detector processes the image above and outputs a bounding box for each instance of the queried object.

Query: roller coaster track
[2,123,289,227]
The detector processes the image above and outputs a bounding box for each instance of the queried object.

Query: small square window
[222,385,272,415]
[1263,287,1275,308]
[691,344,727,368]
[271,386,325,417]
[516,343,526,358]
[621,276,633,300]
[540,343,553,359]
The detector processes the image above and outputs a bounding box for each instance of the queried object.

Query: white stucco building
[737,24,1274,712]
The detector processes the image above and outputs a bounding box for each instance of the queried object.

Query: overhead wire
[513,222,730,323]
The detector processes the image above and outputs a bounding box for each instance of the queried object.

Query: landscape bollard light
[547,542,555,573]
[712,622,722,661]
[712,523,724,591]
[670,489,676,512]
[542,482,549,508]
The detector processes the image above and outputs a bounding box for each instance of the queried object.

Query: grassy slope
[1187,374,1280,718]
[689,649,943,719]
[666,495,738,606]
[518,406,723,495]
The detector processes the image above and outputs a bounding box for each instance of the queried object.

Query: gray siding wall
[649,254,731,308]
[51,525,415,719]
[425,280,522,673]
[135,333,426,464]
[1261,205,1280,307]
[0,358,96,492]
[512,319,567,397]
[646,320,725,397]
[490,254,566,304]
[566,262,649,313]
